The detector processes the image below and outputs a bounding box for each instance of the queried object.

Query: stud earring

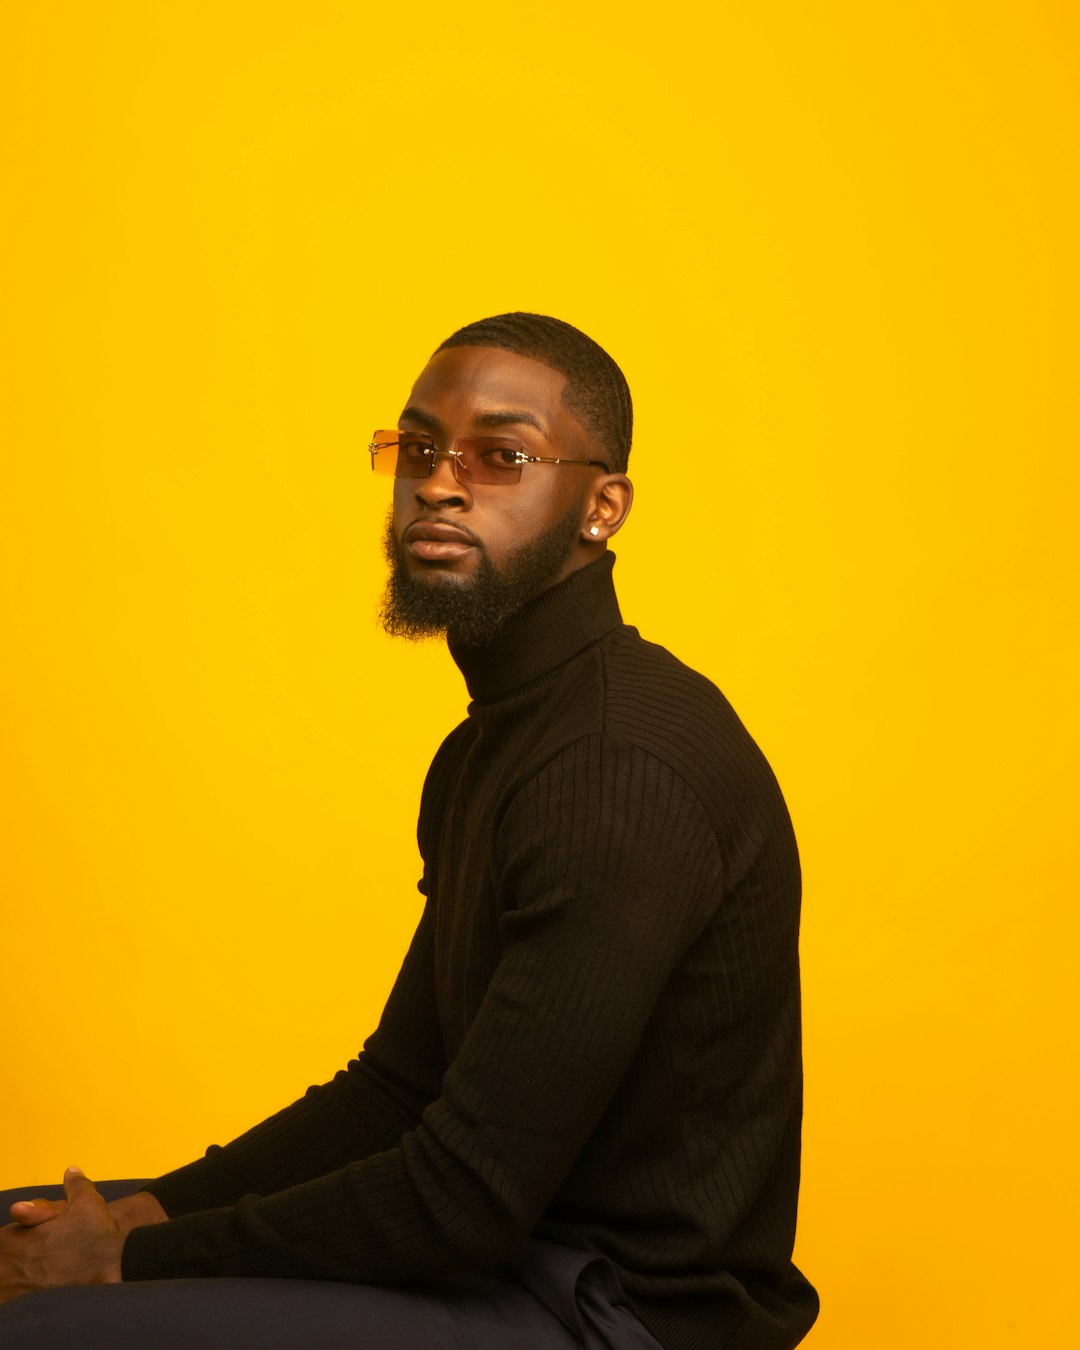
[589,526,600,537]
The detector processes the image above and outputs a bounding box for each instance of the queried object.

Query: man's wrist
[108,1190,168,1235]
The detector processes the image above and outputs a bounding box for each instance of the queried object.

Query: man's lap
[0,1182,662,1349]
[0,1271,582,1349]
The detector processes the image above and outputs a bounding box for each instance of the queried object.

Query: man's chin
[379,502,584,646]
[403,560,475,587]
[380,560,514,645]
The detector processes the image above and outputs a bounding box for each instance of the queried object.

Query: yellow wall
[1,3,1076,1344]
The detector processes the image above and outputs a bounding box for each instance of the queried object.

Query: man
[0,314,819,1348]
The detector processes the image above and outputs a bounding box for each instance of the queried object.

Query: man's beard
[379,502,584,646]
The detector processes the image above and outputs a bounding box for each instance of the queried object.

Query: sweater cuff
[121,1206,235,1282]
[141,1147,253,1219]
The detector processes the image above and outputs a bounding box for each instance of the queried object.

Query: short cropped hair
[436,313,633,473]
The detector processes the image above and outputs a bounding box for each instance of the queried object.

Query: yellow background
[1,2,1077,1345]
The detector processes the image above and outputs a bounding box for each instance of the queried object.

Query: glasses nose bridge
[427,443,470,483]
[418,443,472,494]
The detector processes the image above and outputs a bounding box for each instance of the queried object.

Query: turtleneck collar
[448,552,623,702]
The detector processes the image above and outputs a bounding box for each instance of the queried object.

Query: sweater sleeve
[122,738,722,1284]
[138,893,446,1219]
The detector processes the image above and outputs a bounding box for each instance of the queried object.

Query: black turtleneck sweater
[123,555,818,1350]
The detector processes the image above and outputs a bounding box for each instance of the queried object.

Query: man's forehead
[404,346,569,429]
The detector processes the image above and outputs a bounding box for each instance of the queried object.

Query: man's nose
[415,452,471,509]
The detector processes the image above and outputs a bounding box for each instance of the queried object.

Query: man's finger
[9,1197,64,1227]
[61,1165,96,1204]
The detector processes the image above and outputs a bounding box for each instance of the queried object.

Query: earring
[589,525,600,537]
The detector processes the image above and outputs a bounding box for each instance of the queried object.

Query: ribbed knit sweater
[123,554,818,1350]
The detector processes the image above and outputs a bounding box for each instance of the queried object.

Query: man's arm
[118,739,722,1285]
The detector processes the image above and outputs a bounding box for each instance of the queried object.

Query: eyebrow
[398,405,441,432]
[474,410,549,438]
[398,406,550,439]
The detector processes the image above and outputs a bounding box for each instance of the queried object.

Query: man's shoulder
[594,623,788,805]
[600,624,751,738]
[428,620,783,808]
[603,622,722,689]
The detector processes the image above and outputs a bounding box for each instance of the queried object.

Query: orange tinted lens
[369,431,438,478]
[370,431,400,476]
[396,433,438,477]
[456,438,524,484]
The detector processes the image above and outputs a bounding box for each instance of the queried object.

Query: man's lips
[402,519,479,563]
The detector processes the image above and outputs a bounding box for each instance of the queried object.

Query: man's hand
[10,1186,167,1236]
[0,1168,126,1305]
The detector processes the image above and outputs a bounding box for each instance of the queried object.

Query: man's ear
[581,474,634,544]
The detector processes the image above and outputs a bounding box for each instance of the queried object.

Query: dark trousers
[0,1182,662,1349]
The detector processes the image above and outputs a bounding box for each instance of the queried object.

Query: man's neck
[448,553,622,702]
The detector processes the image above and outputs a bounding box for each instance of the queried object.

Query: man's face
[381,345,606,644]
